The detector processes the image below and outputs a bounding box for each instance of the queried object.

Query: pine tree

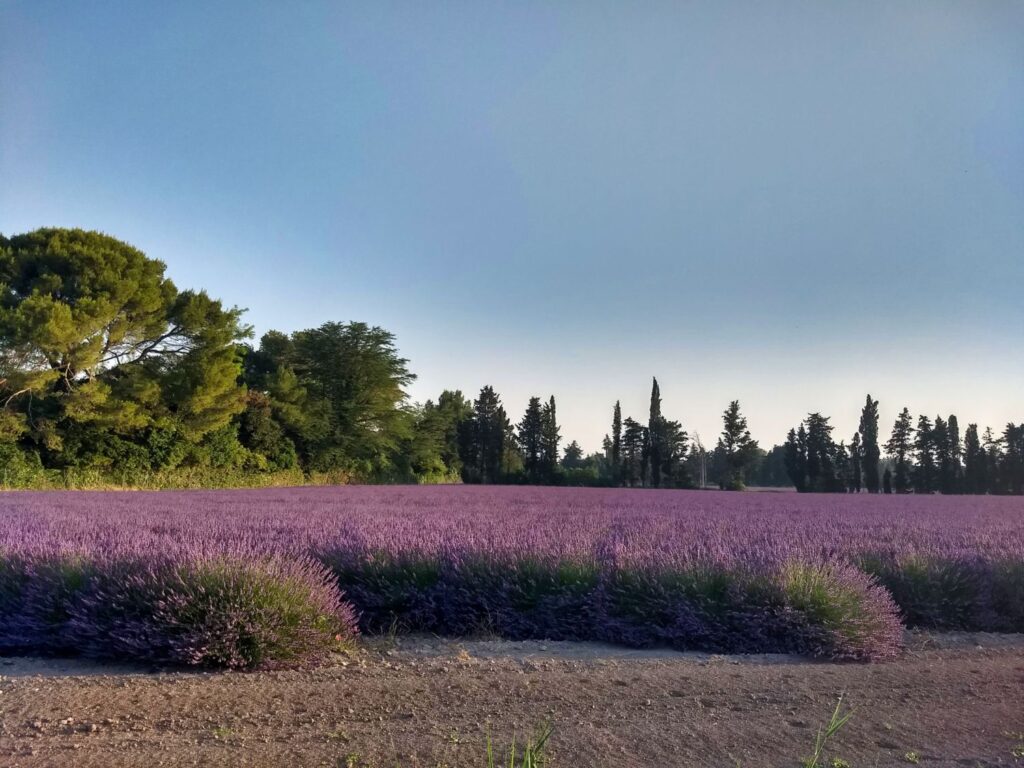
[784,427,807,492]
[885,408,914,494]
[717,400,758,490]
[517,397,545,483]
[621,417,646,487]
[611,401,623,486]
[1001,423,1024,494]
[561,440,584,470]
[661,419,691,488]
[849,432,863,493]
[913,415,935,493]
[859,395,881,493]
[470,386,507,483]
[804,413,841,492]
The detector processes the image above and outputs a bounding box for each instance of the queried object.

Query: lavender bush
[0,552,358,669]
[69,555,359,668]
[0,486,1021,664]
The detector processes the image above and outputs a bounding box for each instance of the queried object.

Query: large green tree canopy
[240,322,416,477]
[0,228,249,463]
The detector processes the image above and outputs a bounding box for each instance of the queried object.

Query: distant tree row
[432,378,772,489]
[1,229,1020,494]
[783,397,1024,495]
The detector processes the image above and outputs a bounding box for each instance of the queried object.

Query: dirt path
[0,633,1021,768]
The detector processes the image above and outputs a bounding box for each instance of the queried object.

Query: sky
[1,1,1022,452]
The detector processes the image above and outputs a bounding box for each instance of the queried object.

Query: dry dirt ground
[0,632,1021,768]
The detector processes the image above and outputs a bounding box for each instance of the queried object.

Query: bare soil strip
[0,633,1021,768]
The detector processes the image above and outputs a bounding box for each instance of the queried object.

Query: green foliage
[1,465,310,491]
[288,322,414,475]
[785,415,847,493]
[749,443,790,488]
[4,228,1020,494]
[560,440,584,470]
[0,442,44,486]
[395,391,472,483]
[0,228,249,475]
[486,721,552,768]
[239,392,298,470]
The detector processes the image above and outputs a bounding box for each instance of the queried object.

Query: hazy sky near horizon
[2,1,1022,452]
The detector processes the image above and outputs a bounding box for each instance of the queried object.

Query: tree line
[1,229,1020,494]
[783,397,1024,495]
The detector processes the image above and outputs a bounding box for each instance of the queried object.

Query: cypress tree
[517,397,544,483]
[913,415,935,493]
[982,427,1001,494]
[933,416,956,494]
[611,401,623,486]
[963,423,984,494]
[858,395,881,493]
[882,468,893,494]
[500,410,519,479]
[648,378,663,488]
[849,432,863,493]
[835,442,851,493]
[948,415,962,492]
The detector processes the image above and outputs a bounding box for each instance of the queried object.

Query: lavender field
[1,486,1022,668]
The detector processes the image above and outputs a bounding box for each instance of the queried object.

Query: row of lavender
[0,487,1021,667]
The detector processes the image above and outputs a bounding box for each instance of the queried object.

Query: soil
[0,632,1021,768]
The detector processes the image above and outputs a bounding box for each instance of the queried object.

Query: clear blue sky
[2,1,1022,451]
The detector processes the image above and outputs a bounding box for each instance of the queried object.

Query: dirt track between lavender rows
[0,632,1021,768]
